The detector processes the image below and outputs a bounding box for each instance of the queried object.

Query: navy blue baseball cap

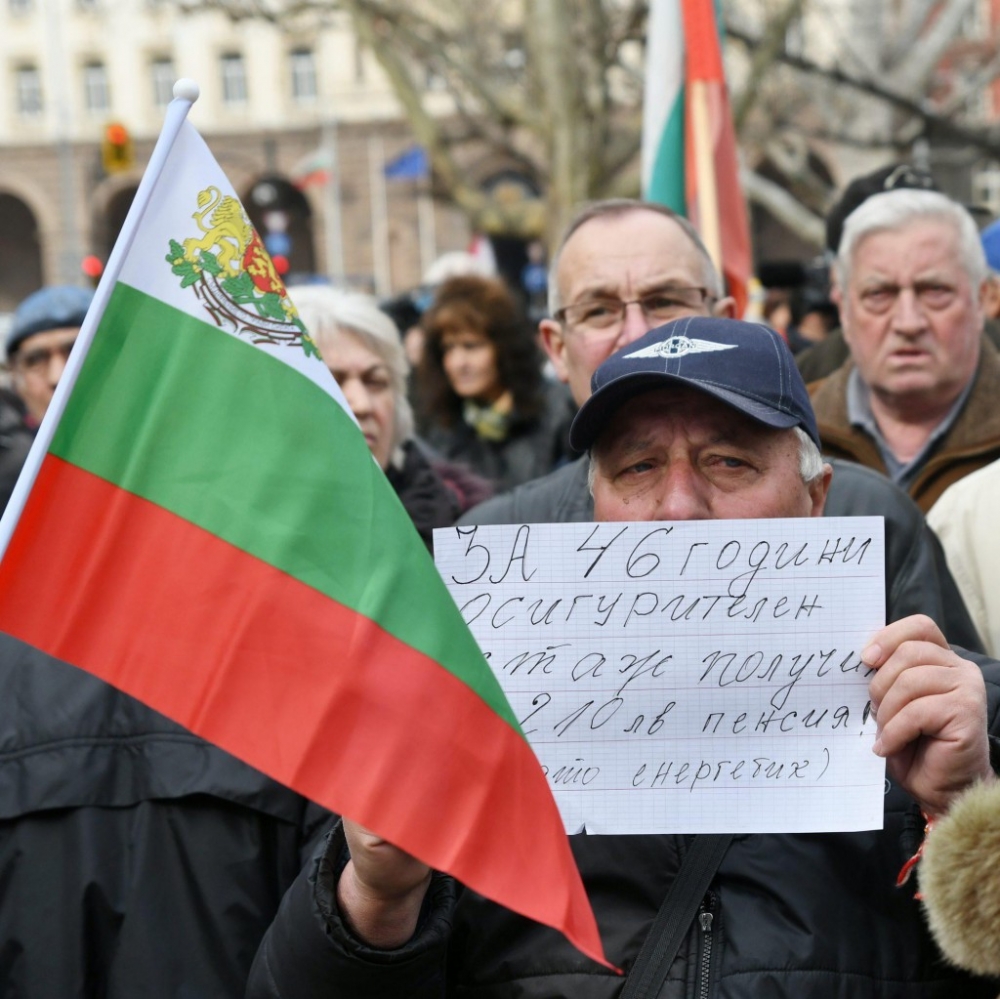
[6,285,94,357]
[569,316,821,452]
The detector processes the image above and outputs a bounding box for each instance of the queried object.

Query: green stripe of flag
[646,91,686,214]
[51,282,519,730]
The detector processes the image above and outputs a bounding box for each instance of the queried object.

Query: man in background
[810,189,1000,512]
[2,285,94,513]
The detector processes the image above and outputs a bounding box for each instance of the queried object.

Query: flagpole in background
[368,134,392,295]
[322,114,346,285]
[417,186,437,277]
[0,79,201,562]
[688,80,722,269]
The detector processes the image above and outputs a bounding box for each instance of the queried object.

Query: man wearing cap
[460,198,982,649]
[248,318,1000,998]
[809,189,1000,513]
[2,285,92,513]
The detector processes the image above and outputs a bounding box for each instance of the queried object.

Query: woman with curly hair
[417,275,575,491]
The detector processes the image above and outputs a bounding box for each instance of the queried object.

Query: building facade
[0,0,471,316]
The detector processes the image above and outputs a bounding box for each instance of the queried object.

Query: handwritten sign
[434,517,886,834]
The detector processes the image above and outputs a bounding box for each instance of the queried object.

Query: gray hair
[547,199,724,316]
[835,189,988,290]
[586,423,826,493]
[291,285,414,454]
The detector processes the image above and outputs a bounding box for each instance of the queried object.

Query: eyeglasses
[12,339,76,373]
[554,286,713,335]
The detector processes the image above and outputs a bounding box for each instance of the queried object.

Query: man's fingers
[861,614,946,669]
[867,639,960,710]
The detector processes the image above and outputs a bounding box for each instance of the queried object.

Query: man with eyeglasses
[460,198,982,649]
[810,189,1000,514]
[2,285,92,514]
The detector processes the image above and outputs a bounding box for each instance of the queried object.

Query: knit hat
[6,285,94,357]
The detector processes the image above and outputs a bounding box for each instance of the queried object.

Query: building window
[15,65,42,118]
[289,47,317,103]
[83,61,110,114]
[151,57,175,108]
[220,52,247,105]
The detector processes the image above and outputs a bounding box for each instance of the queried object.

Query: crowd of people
[2,167,1000,996]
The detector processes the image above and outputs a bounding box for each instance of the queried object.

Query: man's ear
[808,463,834,517]
[538,318,570,383]
[711,296,737,319]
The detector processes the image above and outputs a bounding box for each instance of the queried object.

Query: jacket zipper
[696,891,717,999]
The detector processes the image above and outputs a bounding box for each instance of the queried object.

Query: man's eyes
[860,283,958,309]
[578,301,619,320]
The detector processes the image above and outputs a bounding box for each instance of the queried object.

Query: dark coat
[249,689,1000,998]
[423,380,576,493]
[0,633,334,998]
[0,388,33,516]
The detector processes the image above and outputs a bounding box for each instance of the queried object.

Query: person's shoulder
[825,459,921,524]
[458,457,590,525]
[795,328,849,383]
[929,457,1000,522]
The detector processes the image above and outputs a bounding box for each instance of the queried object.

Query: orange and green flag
[0,83,608,969]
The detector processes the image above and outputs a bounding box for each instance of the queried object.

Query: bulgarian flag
[0,82,608,969]
[642,0,752,315]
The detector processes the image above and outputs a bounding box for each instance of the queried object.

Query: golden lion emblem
[181,186,253,275]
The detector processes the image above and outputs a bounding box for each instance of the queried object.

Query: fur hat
[920,779,1000,980]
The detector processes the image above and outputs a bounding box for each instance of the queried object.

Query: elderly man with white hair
[809,189,1000,513]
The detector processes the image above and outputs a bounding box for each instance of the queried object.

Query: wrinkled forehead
[558,212,710,300]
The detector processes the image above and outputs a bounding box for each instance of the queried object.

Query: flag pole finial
[173,79,200,103]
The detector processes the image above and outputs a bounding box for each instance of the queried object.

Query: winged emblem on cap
[624,335,738,359]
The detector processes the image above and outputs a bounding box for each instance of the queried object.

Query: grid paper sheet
[435,517,886,834]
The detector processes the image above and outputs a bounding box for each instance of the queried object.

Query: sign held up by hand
[435,517,886,834]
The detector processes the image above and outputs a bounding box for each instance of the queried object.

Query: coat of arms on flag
[167,186,318,357]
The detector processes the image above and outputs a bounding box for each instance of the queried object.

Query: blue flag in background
[385,145,429,181]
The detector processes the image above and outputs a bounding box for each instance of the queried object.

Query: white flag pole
[0,79,201,563]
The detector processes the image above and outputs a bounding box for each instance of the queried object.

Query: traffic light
[102,122,134,174]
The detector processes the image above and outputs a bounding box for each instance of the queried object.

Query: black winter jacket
[0,389,33,517]
[0,633,334,998]
[422,381,576,493]
[248,683,1000,998]
[459,456,984,651]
